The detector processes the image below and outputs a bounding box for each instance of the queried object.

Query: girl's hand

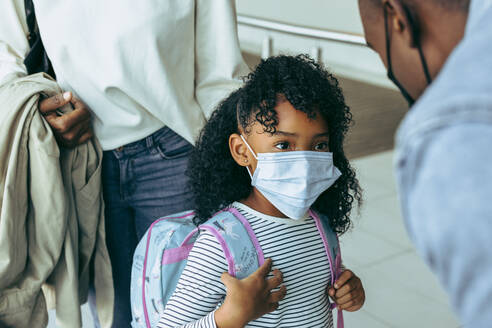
[215,258,286,328]
[327,269,365,312]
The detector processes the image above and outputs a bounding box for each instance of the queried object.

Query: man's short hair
[367,0,470,12]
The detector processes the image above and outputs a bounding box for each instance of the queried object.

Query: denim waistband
[108,126,172,158]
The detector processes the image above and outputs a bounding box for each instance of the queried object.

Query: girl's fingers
[267,302,279,313]
[335,287,361,306]
[254,258,273,279]
[345,302,364,312]
[268,285,287,303]
[345,306,360,312]
[327,287,336,297]
[335,278,360,298]
[338,294,365,311]
[266,269,283,290]
[334,270,354,289]
[220,272,237,288]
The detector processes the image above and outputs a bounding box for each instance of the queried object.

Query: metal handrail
[237,15,367,47]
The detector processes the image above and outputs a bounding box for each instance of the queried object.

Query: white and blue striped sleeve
[157,230,229,328]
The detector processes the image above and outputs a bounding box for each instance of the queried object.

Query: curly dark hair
[188,54,362,234]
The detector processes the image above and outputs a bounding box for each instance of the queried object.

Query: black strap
[23,0,56,78]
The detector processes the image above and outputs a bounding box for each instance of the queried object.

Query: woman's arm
[0,0,30,84]
[194,0,250,119]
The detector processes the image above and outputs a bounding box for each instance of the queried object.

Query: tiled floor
[48,151,460,327]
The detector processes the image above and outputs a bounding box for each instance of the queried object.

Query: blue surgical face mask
[241,135,342,220]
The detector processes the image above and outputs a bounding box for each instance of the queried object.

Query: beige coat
[0,73,113,328]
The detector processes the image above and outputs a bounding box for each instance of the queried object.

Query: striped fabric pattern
[157,202,334,328]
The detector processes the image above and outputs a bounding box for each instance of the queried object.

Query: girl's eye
[274,142,290,150]
[314,142,329,151]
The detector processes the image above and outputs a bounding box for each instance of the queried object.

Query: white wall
[236,0,364,35]
[236,0,394,89]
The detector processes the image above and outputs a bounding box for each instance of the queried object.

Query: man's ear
[229,133,252,167]
[383,0,419,49]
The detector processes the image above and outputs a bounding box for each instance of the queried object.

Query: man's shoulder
[396,97,492,149]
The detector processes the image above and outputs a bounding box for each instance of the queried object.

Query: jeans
[98,126,194,327]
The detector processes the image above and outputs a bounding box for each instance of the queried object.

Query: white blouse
[0,0,248,149]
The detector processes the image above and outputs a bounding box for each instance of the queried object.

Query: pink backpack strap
[310,209,344,328]
[200,208,265,279]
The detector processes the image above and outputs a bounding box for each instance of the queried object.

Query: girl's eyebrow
[273,130,298,137]
[273,131,330,138]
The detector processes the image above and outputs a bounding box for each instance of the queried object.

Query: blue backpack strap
[310,209,344,328]
[201,207,265,279]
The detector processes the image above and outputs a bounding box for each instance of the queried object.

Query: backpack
[130,207,344,328]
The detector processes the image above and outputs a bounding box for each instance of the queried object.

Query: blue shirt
[394,0,492,326]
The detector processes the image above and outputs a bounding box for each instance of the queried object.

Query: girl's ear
[229,133,251,167]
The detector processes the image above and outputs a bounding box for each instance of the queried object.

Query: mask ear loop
[240,134,257,179]
[384,4,416,106]
[403,5,433,85]
[236,101,257,178]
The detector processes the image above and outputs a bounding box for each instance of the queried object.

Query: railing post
[261,36,273,59]
[311,46,322,64]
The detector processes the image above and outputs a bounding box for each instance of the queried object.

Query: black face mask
[384,5,432,107]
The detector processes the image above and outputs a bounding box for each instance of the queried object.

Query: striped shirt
[157,202,334,328]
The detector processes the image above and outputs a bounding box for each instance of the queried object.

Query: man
[358,0,492,326]
[0,0,248,326]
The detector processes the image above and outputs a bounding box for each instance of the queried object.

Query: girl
[157,55,365,328]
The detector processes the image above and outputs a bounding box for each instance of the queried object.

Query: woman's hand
[327,269,365,312]
[38,92,93,148]
[215,258,286,328]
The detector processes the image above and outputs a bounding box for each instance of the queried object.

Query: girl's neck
[240,188,287,218]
